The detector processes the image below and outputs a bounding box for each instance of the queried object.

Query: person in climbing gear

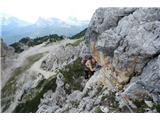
[84,56,97,79]
[81,55,102,79]
[81,55,90,79]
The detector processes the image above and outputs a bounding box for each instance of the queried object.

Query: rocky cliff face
[1,39,15,69]
[1,8,160,113]
[1,39,15,87]
[85,8,160,112]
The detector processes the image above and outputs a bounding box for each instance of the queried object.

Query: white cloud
[0,0,106,23]
[0,0,160,23]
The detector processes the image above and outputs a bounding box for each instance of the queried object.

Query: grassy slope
[10,34,64,53]
[70,28,87,39]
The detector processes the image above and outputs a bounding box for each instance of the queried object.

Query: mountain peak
[1,16,89,44]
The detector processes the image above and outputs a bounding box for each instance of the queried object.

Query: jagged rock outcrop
[1,39,15,87]
[36,68,120,113]
[85,7,160,111]
[1,39,15,68]
[40,44,80,71]
[1,39,84,112]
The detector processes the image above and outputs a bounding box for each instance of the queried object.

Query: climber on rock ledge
[81,55,101,79]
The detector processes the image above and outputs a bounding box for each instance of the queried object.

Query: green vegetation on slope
[65,28,86,47]
[10,28,87,53]
[133,100,160,113]
[71,38,84,46]
[70,28,87,39]
[1,53,44,112]
[66,37,84,47]
[13,76,57,113]
[13,57,83,112]
[10,34,64,53]
[31,34,63,46]
[59,57,84,94]
[95,106,104,113]
[10,42,24,53]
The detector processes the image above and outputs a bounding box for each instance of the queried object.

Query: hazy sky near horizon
[0,0,109,23]
[1,0,159,23]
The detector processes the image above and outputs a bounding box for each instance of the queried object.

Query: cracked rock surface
[85,7,160,106]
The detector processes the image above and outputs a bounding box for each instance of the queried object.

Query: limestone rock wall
[85,8,160,103]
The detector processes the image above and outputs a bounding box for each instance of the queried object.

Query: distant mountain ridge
[1,15,89,44]
[8,28,86,53]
